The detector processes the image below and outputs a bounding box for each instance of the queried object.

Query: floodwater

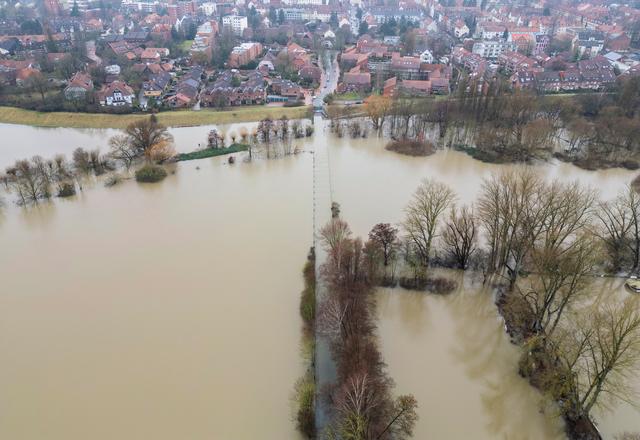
[376,273,566,440]
[0,121,259,169]
[0,140,310,439]
[0,119,639,439]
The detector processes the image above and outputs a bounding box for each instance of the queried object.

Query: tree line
[348,76,640,169]
[317,218,418,440]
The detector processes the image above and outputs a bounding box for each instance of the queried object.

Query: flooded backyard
[0,119,638,439]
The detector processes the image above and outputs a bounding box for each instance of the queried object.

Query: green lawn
[177,143,248,161]
[180,40,194,52]
[0,105,313,129]
[334,91,366,101]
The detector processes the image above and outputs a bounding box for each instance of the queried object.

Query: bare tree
[278,115,289,141]
[552,299,640,419]
[441,204,477,269]
[26,72,50,104]
[364,95,393,135]
[477,168,546,286]
[320,218,353,270]
[595,185,640,272]
[376,395,418,440]
[109,134,137,169]
[517,234,598,338]
[6,157,51,205]
[403,178,456,266]
[368,223,399,266]
[124,115,174,161]
[72,147,92,174]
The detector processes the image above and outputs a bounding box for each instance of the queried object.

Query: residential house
[97,80,135,107]
[15,68,40,86]
[497,51,538,74]
[270,78,305,100]
[201,70,266,107]
[64,71,93,100]
[140,47,169,64]
[142,71,171,98]
[454,20,469,39]
[341,70,371,92]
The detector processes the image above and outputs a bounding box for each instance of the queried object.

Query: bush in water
[135,164,167,183]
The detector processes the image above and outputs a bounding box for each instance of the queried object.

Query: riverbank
[0,105,312,129]
[495,286,602,440]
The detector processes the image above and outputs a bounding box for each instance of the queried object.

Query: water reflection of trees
[447,271,565,439]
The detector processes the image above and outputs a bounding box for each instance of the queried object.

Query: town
[0,0,638,115]
[2,2,640,440]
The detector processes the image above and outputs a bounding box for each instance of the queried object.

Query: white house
[454,20,470,39]
[420,49,434,63]
[97,81,135,107]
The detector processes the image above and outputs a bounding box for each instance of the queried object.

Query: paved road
[85,40,102,66]
[313,51,339,110]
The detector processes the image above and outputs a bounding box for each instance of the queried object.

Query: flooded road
[0,120,639,439]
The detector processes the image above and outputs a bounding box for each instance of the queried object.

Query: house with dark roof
[200,70,266,107]
[142,72,171,98]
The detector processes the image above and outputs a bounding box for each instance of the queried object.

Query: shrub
[135,164,167,183]
[398,275,457,294]
[385,139,435,156]
[305,126,314,137]
[398,276,427,290]
[300,253,316,329]
[57,182,76,197]
[104,173,123,187]
[293,375,315,438]
[425,276,458,294]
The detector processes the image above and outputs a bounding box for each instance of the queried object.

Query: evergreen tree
[71,0,80,17]
[330,12,338,28]
[268,6,277,24]
[358,21,369,36]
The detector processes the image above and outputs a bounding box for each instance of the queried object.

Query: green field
[0,106,312,129]
[177,143,248,161]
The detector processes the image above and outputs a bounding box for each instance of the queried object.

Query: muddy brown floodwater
[0,120,638,439]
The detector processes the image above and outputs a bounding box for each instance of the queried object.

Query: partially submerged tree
[552,299,640,419]
[368,223,399,266]
[441,204,477,269]
[109,134,137,169]
[595,185,640,272]
[403,179,455,267]
[364,95,393,135]
[5,157,51,205]
[123,115,174,161]
[477,169,546,286]
[517,234,598,338]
